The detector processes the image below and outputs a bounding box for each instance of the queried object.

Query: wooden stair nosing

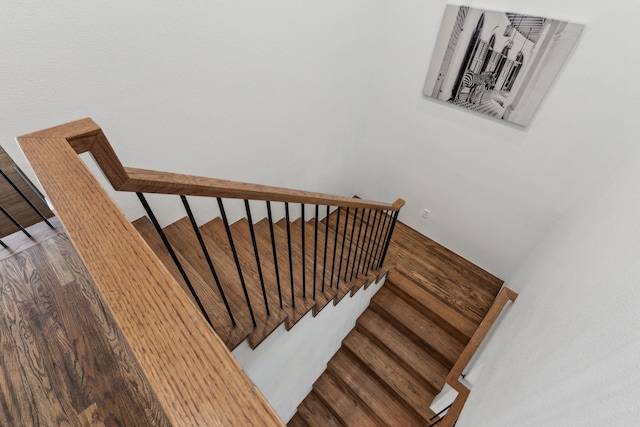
[133,216,251,349]
[356,308,449,395]
[296,390,342,427]
[286,412,309,427]
[312,370,381,426]
[371,287,465,369]
[328,349,428,426]
[199,218,288,348]
[342,328,438,421]
[385,269,478,344]
[385,246,491,324]
[391,221,503,292]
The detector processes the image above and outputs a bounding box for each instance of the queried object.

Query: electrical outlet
[421,209,430,219]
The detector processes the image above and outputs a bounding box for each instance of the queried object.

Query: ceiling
[506,13,547,44]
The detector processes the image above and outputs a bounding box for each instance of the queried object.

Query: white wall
[1,1,385,226]
[456,142,640,426]
[353,0,640,278]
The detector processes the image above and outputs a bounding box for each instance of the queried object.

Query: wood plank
[342,329,437,420]
[0,216,64,261]
[313,371,380,426]
[200,218,287,348]
[371,287,465,368]
[163,217,255,349]
[356,309,449,394]
[286,412,309,427]
[18,128,284,426]
[0,234,170,426]
[386,269,478,342]
[329,349,427,426]
[296,391,342,427]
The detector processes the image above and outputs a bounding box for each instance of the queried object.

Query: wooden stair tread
[329,349,427,426]
[296,390,342,427]
[342,328,437,420]
[286,412,309,427]
[391,221,503,292]
[255,218,316,329]
[313,371,380,426]
[385,243,491,324]
[371,287,465,368]
[386,269,477,343]
[356,308,449,393]
[200,218,287,348]
[163,217,256,349]
[133,216,250,348]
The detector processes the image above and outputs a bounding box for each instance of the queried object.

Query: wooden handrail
[21,118,403,211]
[435,287,518,427]
[17,122,285,425]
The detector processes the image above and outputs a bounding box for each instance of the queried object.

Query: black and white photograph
[423,6,584,126]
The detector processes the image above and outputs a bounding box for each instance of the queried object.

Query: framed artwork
[423,6,584,126]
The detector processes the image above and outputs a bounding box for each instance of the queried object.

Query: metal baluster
[285,202,295,308]
[0,206,31,238]
[427,403,453,426]
[344,208,358,282]
[363,210,380,275]
[136,193,213,326]
[266,202,283,309]
[245,200,270,316]
[0,169,53,228]
[355,209,372,277]
[335,207,349,290]
[329,207,341,289]
[367,210,382,274]
[301,204,306,299]
[0,239,7,249]
[371,210,391,270]
[351,208,366,281]
[313,205,319,299]
[218,198,256,328]
[181,196,235,326]
[378,209,400,268]
[321,206,330,293]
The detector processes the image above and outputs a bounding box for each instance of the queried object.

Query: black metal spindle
[313,205,319,299]
[335,207,349,290]
[355,209,372,277]
[321,206,330,293]
[217,198,257,328]
[0,239,7,249]
[136,193,213,326]
[371,210,391,270]
[329,207,341,288]
[284,202,295,308]
[378,209,401,268]
[181,195,236,326]
[301,204,306,299]
[363,210,381,275]
[0,169,54,229]
[344,208,358,282]
[0,206,32,238]
[244,200,270,316]
[350,208,366,281]
[266,201,283,309]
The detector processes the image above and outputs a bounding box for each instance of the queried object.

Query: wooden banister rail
[434,287,518,427]
[17,120,285,425]
[21,118,403,211]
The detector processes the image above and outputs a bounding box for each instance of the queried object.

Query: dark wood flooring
[0,221,170,426]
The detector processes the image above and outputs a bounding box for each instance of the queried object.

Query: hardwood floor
[0,222,170,426]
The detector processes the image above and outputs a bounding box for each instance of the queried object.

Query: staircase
[287,221,504,426]
[17,119,516,426]
[133,207,394,350]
